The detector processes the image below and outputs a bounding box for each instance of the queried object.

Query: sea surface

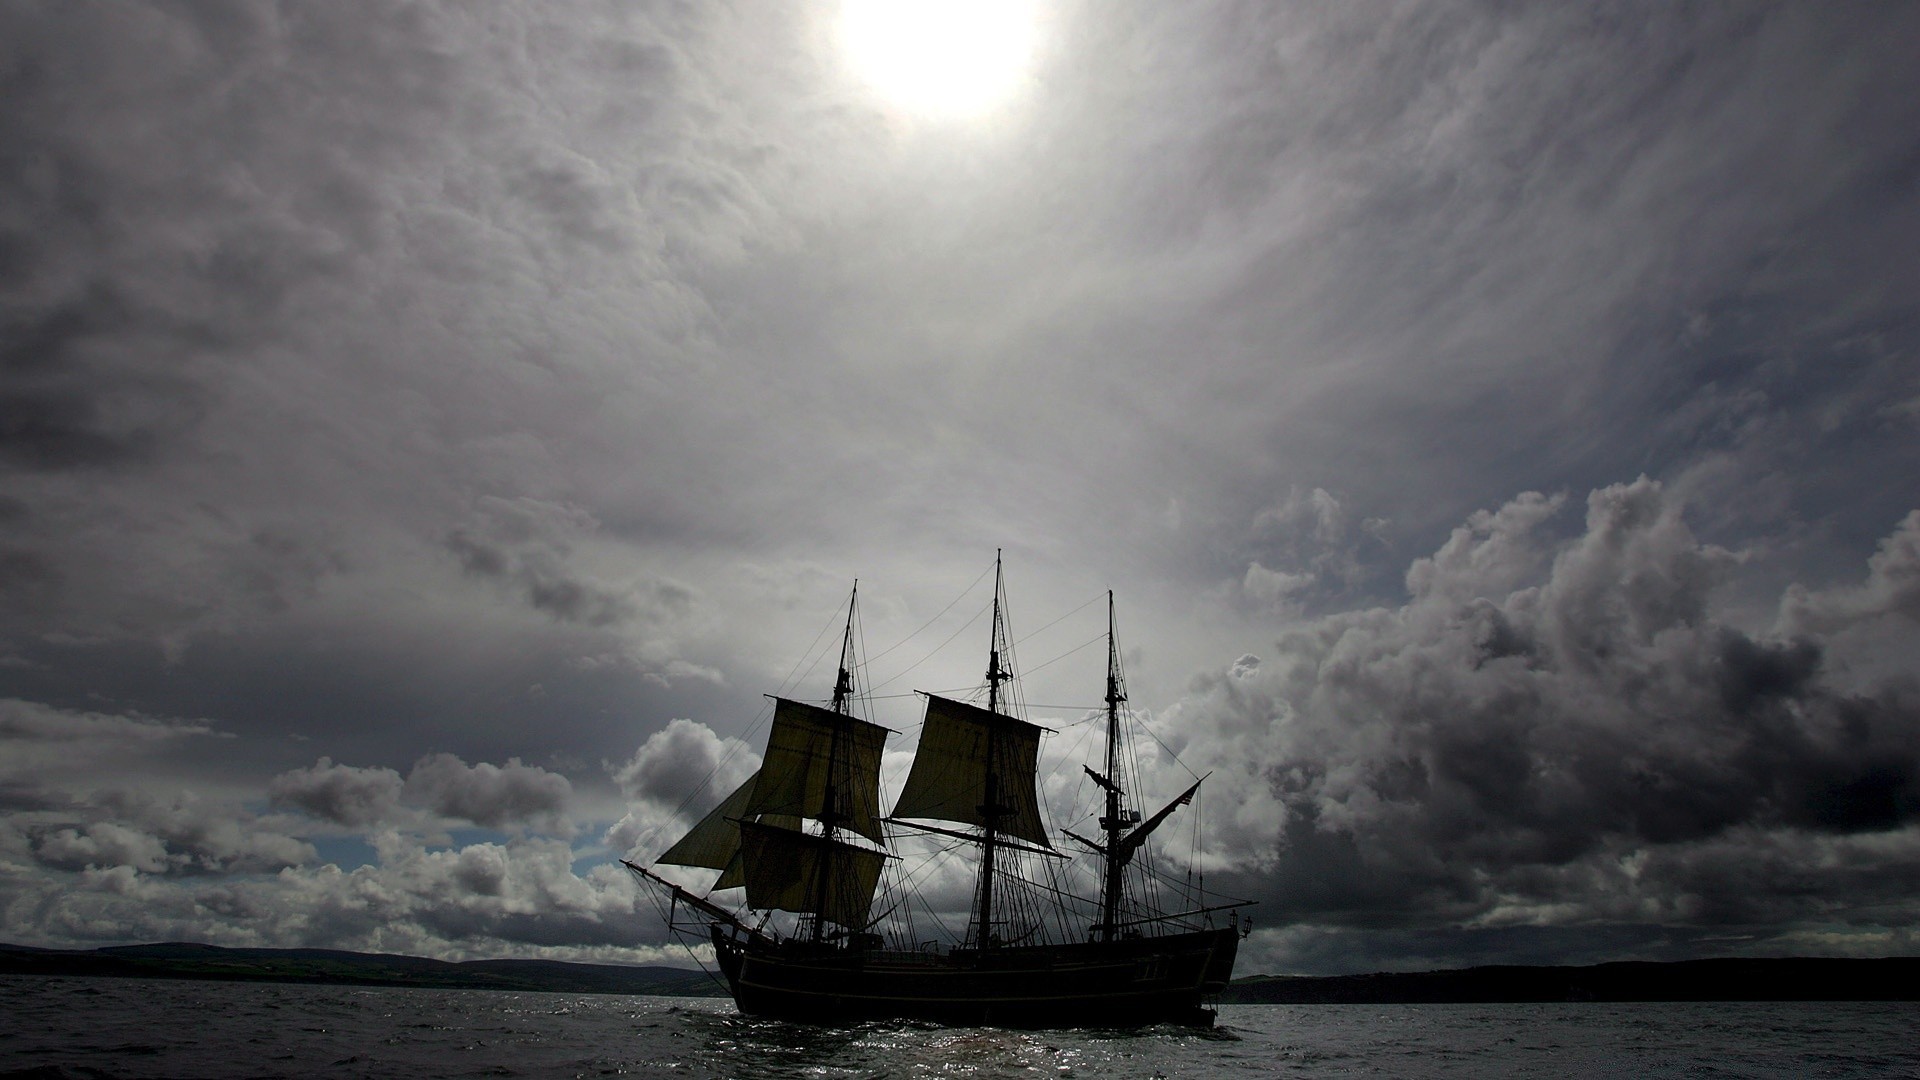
[2,975,1915,1079]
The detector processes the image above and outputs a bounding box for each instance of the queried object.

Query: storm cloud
[1158,480,1920,968]
[3,2,1918,972]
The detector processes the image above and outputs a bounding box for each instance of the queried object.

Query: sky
[2,1,1918,977]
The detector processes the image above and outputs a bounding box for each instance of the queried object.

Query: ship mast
[1099,590,1127,942]
[810,581,858,945]
[976,551,1012,949]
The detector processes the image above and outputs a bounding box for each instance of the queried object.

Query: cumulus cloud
[1247,487,1392,597]
[92,789,315,874]
[6,831,670,963]
[0,699,313,880]
[1163,479,1920,952]
[33,823,172,875]
[268,757,407,828]
[1778,510,1920,635]
[605,718,759,859]
[403,754,574,836]
[612,718,758,807]
[16,790,314,879]
[1243,562,1314,610]
[269,753,574,836]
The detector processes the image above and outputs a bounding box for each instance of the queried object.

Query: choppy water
[2,975,1915,1078]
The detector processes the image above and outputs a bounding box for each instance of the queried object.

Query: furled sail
[737,819,886,928]
[741,698,889,842]
[1113,778,1204,867]
[890,694,1051,847]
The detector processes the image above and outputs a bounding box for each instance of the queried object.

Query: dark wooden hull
[711,926,1239,1027]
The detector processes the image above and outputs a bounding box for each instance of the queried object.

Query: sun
[838,0,1037,120]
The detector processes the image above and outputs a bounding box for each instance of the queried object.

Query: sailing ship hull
[712,925,1239,1027]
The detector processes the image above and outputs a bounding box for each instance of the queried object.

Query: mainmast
[1099,590,1127,942]
[810,581,859,944]
[976,551,1012,949]
[834,582,858,715]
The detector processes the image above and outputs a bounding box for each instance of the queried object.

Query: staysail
[891,694,1051,848]
[653,771,798,891]
[657,773,756,872]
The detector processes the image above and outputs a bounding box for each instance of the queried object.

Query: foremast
[976,551,1013,949]
[641,583,888,945]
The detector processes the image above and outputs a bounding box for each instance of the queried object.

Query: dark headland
[4,942,1915,1002]
[0,941,725,996]
[1224,957,1920,1003]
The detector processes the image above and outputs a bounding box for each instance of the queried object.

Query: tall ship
[626,555,1250,1026]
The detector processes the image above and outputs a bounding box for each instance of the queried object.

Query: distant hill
[0,941,725,997]
[1219,956,1920,1003]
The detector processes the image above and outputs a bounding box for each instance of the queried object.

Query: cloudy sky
[3,1,1918,976]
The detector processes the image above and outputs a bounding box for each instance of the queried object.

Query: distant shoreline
[1221,956,1920,1004]
[4,942,1915,1003]
[0,941,728,997]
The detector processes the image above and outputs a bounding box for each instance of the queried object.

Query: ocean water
[2,976,1915,1079]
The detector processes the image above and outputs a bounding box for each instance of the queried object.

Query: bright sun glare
[838,0,1036,119]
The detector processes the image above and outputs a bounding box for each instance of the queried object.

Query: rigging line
[866,599,991,694]
[775,593,850,700]
[1128,709,1203,783]
[1019,631,1107,679]
[1011,591,1104,648]
[1140,856,1254,906]
[663,696,775,821]
[862,561,994,667]
[644,889,732,994]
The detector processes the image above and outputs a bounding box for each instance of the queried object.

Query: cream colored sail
[737,819,886,928]
[742,697,888,842]
[656,774,756,870]
[890,694,1051,848]
[656,770,798,890]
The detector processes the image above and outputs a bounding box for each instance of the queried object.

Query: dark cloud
[611,717,757,808]
[446,496,652,629]
[402,753,573,835]
[267,758,406,829]
[1163,480,1920,969]
[605,718,759,861]
[269,753,575,836]
[1780,512,1920,636]
[0,1,1916,974]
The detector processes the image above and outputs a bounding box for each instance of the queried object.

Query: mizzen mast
[1098,591,1128,942]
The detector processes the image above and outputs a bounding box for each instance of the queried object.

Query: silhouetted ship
[627,556,1249,1027]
